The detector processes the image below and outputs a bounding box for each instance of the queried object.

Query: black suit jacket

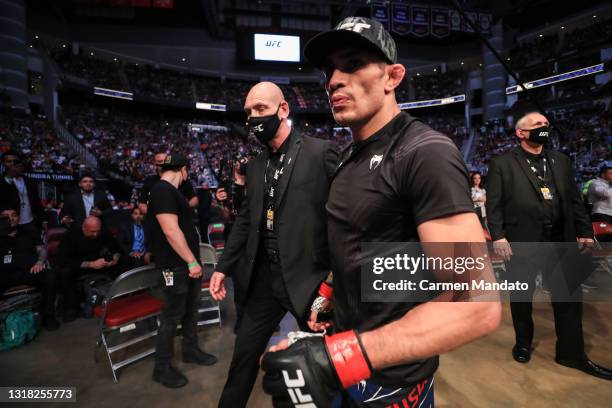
[59,190,111,226]
[217,132,338,315]
[0,174,45,228]
[486,147,593,242]
[117,221,148,255]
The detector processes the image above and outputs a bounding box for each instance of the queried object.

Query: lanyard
[525,157,547,183]
[264,153,286,201]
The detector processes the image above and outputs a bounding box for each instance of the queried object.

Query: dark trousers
[0,267,57,319]
[57,265,123,313]
[154,266,202,369]
[218,250,308,408]
[507,232,586,362]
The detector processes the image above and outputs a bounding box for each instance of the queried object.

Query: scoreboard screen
[254,34,300,63]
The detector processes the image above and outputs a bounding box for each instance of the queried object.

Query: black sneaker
[182,348,218,366]
[152,365,188,388]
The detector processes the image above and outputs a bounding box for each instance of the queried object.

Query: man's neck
[267,123,291,152]
[161,173,181,188]
[81,189,93,195]
[351,102,401,142]
[520,141,544,155]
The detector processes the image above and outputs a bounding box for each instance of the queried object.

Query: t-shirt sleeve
[396,132,475,226]
[149,183,179,216]
[179,180,196,199]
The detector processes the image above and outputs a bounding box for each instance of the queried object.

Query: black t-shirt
[148,180,200,269]
[139,175,196,206]
[0,229,41,272]
[327,112,475,387]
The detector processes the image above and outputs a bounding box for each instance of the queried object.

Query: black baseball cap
[161,154,189,170]
[304,17,397,69]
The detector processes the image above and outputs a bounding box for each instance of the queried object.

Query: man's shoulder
[490,150,516,165]
[300,134,328,147]
[545,149,570,163]
[392,120,459,160]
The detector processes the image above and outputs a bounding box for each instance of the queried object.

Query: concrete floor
[1,280,611,408]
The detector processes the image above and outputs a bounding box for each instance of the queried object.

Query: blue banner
[431,8,450,38]
[411,5,430,37]
[371,2,390,30]
[391,3,410,36]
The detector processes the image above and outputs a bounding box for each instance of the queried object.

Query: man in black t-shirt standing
[139,152,198,215]
[148,154,217,389]
[261,17,501,407]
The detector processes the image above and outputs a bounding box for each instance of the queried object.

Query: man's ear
[279,100,290,119]
[384,64,406,93]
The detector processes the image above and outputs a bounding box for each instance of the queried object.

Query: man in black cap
[138,152,198,215]
[148,154,217,388]
[261,17,501,407]
[59,172,110,227]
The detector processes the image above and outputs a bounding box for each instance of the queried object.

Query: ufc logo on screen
[266,41,283,47]
[282,369,316,407]
[338,21,371,33]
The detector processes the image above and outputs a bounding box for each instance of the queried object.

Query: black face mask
[526,125,550,145]
[247,105,282,145]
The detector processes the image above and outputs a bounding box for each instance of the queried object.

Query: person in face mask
[210,81,338,407]
[486,112,611,380]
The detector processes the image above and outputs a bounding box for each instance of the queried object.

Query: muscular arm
[156,213,197,265]
[360,212,501,370]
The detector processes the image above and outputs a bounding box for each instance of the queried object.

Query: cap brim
[304,29,391,69]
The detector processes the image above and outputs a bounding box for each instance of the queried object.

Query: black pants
[506,234,586,362]
[0,267,57,319]
[57,265,123,313]
[218,250,308,408]
[154,266,202,369]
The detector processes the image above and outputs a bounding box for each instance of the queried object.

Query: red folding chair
[94,265,163,383]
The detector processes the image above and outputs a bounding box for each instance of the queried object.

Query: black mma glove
[261,330,372,407]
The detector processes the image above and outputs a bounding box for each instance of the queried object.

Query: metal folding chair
[198,243,222,327]
[94,265,163,383]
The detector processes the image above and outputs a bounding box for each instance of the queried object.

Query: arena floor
[1,281,611,408]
